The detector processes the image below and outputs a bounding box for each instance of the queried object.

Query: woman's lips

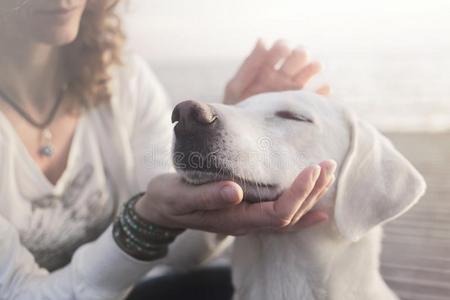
[35,6,81,22]
[37,6,80,16]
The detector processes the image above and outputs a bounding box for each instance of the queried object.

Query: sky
[123,0,450,62]
[121,0,450,131]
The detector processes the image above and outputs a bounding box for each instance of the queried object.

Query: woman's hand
[135,160,336,236]
[224,39,331,105]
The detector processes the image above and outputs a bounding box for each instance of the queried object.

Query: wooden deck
[381,132,450,300]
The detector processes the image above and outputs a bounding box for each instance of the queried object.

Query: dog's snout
[172,100,217,135]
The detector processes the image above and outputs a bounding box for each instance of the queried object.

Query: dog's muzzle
[171,100,281,202]
[171,100,224,175]
[172,100,218,136]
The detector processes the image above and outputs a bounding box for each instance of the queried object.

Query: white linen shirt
[0,54,231,300]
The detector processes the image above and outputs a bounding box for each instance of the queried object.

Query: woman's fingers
[265,40,290,69]
[271,165,322,225]
[298,210,329,227]
[316,84,331,96]
[258,66,298,91]
[224,39,267,104]
[238,40,292,98]
[279,48,308,77]
[293,61,322,89]
[224,39,331,104]
[141,174,244,219]
[173,180,244,215]
[208,162,335,234]
[142,159,335,235]
[179,165,320,234]
[289,160,336,224]
[287,210,329,231]
[141,157,338,234]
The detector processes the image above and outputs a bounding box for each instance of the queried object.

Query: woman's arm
[0,214,161,300]
[0,56,163,300]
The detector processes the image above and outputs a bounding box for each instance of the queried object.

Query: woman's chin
[20,10,83,46]
[32,26,80,46]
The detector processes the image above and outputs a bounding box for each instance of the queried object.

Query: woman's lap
[126,267,233,300]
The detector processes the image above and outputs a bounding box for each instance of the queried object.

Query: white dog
[171,91,426,300]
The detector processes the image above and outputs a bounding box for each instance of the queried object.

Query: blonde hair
[63,0,124,112]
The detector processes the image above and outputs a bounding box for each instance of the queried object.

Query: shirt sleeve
[0,214,165,300]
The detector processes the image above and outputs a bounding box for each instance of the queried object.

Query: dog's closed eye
[275,110,313,123]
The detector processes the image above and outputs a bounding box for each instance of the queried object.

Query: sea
[148,54,450,132]
[123,0,450,132]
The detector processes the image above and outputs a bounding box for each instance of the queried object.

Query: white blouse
[0,54,230,300]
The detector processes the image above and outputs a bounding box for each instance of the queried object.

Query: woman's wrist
[133,192,165,225]
[113,193,185,261]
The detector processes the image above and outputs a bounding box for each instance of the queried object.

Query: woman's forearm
[0,216,157,300]
[0,212,234,300]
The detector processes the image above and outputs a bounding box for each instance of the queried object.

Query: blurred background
[122,1,450,299]
[123,0,450,131]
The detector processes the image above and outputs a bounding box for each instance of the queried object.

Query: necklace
[0,85,67,158]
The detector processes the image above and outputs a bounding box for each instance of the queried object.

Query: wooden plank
[380,132,450,299]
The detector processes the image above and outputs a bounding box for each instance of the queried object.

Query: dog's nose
[172,100,217,135]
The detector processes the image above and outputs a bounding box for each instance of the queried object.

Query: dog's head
[172,91,426,241]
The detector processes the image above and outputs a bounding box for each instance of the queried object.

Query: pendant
[39,145,54,157]
[39,128,54,157]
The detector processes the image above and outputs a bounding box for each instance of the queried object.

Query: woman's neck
[0,34,64,113]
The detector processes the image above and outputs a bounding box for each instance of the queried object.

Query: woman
[0,0,335,299]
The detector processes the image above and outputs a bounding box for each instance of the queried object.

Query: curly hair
[63,0,125,112]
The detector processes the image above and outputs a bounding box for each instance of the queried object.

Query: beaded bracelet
[113,193,185,261]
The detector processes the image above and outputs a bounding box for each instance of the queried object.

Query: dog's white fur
[177,91,426,300]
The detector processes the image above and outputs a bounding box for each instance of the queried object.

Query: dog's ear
[334,113,426,241]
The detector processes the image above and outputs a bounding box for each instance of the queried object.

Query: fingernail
[294,46,308,56]
[274,39,289,49]
[327,175,336,188]
[312,165,321,181]
[328,160,337,175]
[220,185,239,202]
[255,38,266,50]
[308,61,323,73]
